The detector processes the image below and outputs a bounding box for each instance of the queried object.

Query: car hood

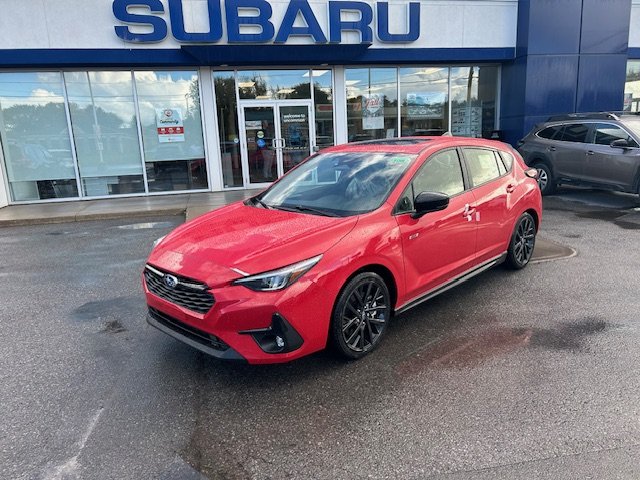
[148,202,357,287]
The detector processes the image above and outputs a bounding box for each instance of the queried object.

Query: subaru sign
[113,0,420,44]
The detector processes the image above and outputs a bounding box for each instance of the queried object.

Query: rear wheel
[533,161,555,195]
[330,272,391,360]
[505,212,537,270]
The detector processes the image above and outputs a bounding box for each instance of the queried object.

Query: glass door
[240,102,314,188]
[241,105,278,186]
[279,105,312,175]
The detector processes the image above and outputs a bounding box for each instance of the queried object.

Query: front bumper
[143,266,337,364]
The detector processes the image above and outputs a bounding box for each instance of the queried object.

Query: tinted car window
[559,123,589,143]
[538,125,563,139]
[593,123,639,147]
[464,148,501,186]
[413,149,465,197]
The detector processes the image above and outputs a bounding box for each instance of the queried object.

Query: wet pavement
[1,188,640,479]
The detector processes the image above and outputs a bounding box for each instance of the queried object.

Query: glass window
[538,125,563,139]
[214,71,242,188]
[450,66,498,138]
[593,123,639,147]
[237,70,310,100]
[464,148,501,186]
[65,72,144,196]
[624,60,640,112]
[400,67,448,137]
[559,123,589,143]
[499,151,514,171]
[413,149,465,197]
[346,68,398,142]
[0,72,78,201]
[134,71,207,192]
[312,70,334,150]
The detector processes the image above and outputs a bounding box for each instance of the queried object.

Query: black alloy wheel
[331,272,391,359]
[506,212,537,269]
[533,162,555,195]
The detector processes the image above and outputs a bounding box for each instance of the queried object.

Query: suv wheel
[533,162,555,195]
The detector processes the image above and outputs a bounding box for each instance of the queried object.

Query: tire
[330,272,391,360]
[533,161,555,195]
[505,212,537,270]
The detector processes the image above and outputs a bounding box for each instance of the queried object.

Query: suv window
[592,123,639,147]
[464,148,501,186]
[538,125,563,140]
[558,123,589,143]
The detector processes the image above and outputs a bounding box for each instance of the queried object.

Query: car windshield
[622,118,640,139]
[256,151,417,217]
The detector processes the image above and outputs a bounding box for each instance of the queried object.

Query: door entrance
[240,102,314,188]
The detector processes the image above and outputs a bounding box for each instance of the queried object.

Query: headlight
[232,255,322,291]
[152,235,166,248]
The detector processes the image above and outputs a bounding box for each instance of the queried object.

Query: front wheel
[505,212,537,269]
[330,272,391,360]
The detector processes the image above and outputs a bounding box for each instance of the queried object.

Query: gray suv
[517,112,640,196]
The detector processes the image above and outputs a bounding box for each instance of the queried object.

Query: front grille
[144,265,215,314]
[149,307,229,351]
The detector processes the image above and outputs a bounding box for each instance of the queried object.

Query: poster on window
[624,93,633,111]
[362,94,385,130]
[156,108,185,143]
[407,92,446,119]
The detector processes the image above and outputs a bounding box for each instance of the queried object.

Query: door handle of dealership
[587,150,595,155]
[506,183,516,193]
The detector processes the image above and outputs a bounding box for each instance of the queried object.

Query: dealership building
[0,0,638,206]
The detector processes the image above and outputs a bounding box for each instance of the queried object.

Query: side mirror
[411,192,450,219]
[610,139,630,149]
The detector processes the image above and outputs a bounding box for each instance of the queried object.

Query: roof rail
[546,112,620,122]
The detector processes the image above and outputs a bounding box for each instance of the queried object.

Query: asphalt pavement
[1,188,639,479]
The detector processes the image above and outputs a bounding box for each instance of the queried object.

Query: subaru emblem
[164,274,179,289]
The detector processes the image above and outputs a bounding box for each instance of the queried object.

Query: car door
[394,149,477,300]
[552,122,591,181]
[583,122,640,190]
[461,147,513,263]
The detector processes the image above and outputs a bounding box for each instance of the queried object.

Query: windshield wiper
[253,197,272,209]
[273,204,340,217]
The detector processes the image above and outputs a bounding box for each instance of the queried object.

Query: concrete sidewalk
[0,190,260,227]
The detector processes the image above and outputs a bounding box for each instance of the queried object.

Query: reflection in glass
[65,72,144,196]
[214,71,242,188]
[312,70,335,150]
[625,60,640,112]
[400,67,449,137]
[238,70,311,100]
[346,68,398,142]
[244,106,277,183]
[134,71,207,192]
[450,66,498,138]
[0,72,78,201]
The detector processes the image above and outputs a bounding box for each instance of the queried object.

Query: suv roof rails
[546,112,621,122]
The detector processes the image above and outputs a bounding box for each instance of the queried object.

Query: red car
[144,138,541,364]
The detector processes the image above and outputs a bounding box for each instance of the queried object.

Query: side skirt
[394,253,507,315]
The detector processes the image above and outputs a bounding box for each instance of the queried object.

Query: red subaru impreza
[144,138,541,364]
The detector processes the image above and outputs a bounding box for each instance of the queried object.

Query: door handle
[506,183,516,193]
[548,146,556,152]
[463,204,476,222]
[587,150,595,155]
